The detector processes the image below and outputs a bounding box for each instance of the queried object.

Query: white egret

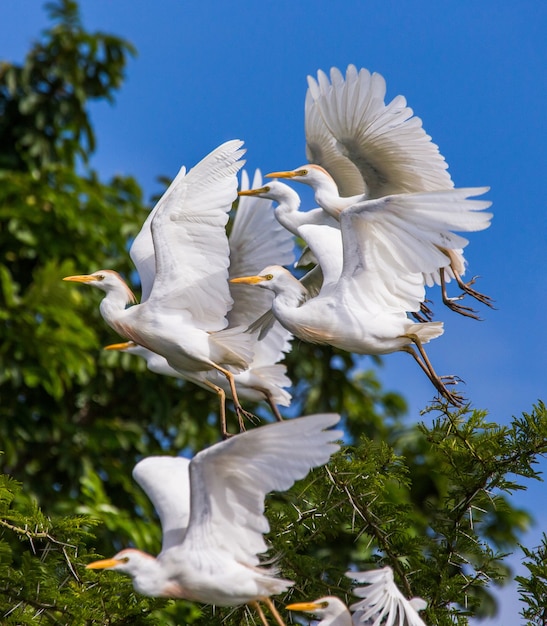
[64,141,258,431]
[103,169,295,433]
[268,65,494,319]
[286,566,427,626]
[86,413,342,626]
[231,187,492,406]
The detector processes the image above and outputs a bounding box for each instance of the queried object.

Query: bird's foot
[412,300,435,323]
[435,376,465,407]
[443,296,482,320]
[235,404,259,432]
[456,275,495,308]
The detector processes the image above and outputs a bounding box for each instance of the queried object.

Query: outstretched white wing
[336,187,492,313]
[308,65,453,198]
[128,167,187,303]
[147,140,246,331]
[348,567,427,626]
[228,169,295,329]
[182,414,342,567]
[305,88,365,197]
[133,456,191,553]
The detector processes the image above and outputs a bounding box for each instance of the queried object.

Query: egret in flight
[231,186,492,406]
[86,413,342,626]
[103,169,294,433]
[64,141,258,431]
[268,65,493,319]
[286,566,427,626]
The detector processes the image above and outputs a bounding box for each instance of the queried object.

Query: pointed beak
[229,275,266,285]
[86,557,123,570]
[238,186,269,197]
[63,274,97,283]
[265,170,296,179]
[104,341,135,351]
[285,601,323,612]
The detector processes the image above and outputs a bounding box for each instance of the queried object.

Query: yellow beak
[86,557,123,570]
[63,274,96,283]
[104,341,135,351]
[238,186,269,197]
[285,601,322,612]
[265,170,296,179]
[229,275,266,285]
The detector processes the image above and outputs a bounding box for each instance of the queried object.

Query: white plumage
[286,566,427,626]
[86,414,342,625]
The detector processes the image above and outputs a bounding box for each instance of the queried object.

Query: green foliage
[517,534,547,625]
[1,2,546,624]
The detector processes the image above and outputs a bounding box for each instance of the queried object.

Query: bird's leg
[401,337,464,407]
[264,390,284,422]
[454,270,495,309]
[263,597,287,626]
[212,364,255,433]
[440,270,481,320]
[203,380,232,439]
[250,601,270,626]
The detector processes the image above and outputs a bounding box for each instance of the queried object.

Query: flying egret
[102,169,295,433]
[231,187,493,406]
[64,141,259,431]
[268,65,494,319]
[286,566,427,626]
[86,413,342,626]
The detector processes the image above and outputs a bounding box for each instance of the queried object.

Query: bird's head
[286,596,351,624]
[238,179,300,206]
[63,270,137,303]
[86,548,153,576]
[266,164,336,191]
[230,265,295,294]
[86,548,171,597]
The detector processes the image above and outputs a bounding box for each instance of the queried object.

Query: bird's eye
[296,169,308,176]
[264,274,274,280]
[263,185,270,192]
[121,556,130,563]
[96,274,105,281]
[318,601,329,609]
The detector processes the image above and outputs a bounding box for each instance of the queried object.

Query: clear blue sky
[2,2,546,623]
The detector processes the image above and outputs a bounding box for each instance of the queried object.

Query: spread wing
[308,65,453,198]
[133,456,191,553]
[305,88,365,197]
[337,187,492,313]
[228,169,295,329]
[128,168,187,303]
[147,140,245,331]
[182,414,342,566]
[348,567,427,626]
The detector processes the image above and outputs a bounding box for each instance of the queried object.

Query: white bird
[86,413,342,626]
[268,65,494,319]
[286,566,427,626]
[231,186,492,406]
[102,170,295,431]
[64,141,259,432]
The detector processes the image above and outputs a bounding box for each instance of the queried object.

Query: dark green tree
[1,2,546,624]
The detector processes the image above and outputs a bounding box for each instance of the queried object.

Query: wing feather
[183,414,341,566]
[309,65,453,198]
[338,187,492,312]
[147,140,245,330]
[348,567,427,626]
[133,456,191,553]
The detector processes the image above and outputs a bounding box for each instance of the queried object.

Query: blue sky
[2,1,546,623]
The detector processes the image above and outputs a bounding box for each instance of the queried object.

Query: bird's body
[269,65,493,318]
[87,414,342,622]
[64,141,281,430]
[232,185,492,405]
[104,169,295,422]
[286,566,427,626]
